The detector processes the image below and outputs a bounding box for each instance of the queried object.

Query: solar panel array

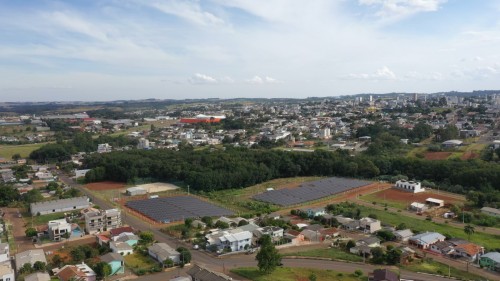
[253,177,372,206]
[126,196,234,223]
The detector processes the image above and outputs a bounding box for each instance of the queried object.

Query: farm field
[85,181,126,191]
[232,267,368,281]
[360,188,465,210]
[355,204,500,249]
[0,143,44,159]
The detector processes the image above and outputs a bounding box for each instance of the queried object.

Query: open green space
[231,267,368,281]
[202,177,322,214]
[23,211,67,226]
[283,248,363,262]
[124,253,158,272]
[356,205,500,249]
[402,259,483,281]
[359,193,408,210]
[0,143,45,159]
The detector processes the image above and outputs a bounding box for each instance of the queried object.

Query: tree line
[81,147,499,207]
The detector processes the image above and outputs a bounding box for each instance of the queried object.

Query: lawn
[0,143,45,159]
[231,267,368,281]
[124,253,158,271]
[283,248,363,262]
[403,259,483,281]
[356,205,500,249]
[202,177,323,214]
[359,193,408,210]
[24,211,67,226]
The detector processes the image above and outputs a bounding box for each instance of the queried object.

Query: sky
[1,0,500,101]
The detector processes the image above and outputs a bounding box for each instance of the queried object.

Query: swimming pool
[72,227,82,237]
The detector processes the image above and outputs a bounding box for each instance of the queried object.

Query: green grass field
[231,267,368,281]
[124,253,157,270]
[403,259,483,280]
[283,248,363,262]
[359,193,409,209]
[356,205,500,249]
[0,143,45,159]
[23,211,67,226]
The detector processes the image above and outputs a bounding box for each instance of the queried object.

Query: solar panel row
[253,177,371,206]
[126,196,234,223]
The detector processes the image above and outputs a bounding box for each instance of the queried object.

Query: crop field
[360,188,465,209]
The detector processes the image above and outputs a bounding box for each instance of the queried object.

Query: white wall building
[48,219,72,241]
[395,180,424,193]
[206,230,252,252]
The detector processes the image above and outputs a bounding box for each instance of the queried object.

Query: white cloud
[359,0,446,21]
[148,1,224,26]
[188,73,218,84]
[43,11,109,41]
[451,66,499,80]
[343,66,397,80]
[246,75,281,84]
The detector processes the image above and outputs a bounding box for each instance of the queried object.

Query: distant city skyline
[1,0,500,101]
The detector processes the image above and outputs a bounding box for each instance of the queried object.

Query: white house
[206,230,252,252]
[0,263,14,281]
[0,242,10,263]
[148,243,180,266]
[109,241,133,256]
[409,232,446,249]
[394,229,414,242]
[395,180,424,193]
[253,226,283,242]
[47,219,72,241]
[359,217,381,233]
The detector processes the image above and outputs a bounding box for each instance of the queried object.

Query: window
[52,209,55,212]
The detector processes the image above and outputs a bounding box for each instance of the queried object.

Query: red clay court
[85,181,125,191]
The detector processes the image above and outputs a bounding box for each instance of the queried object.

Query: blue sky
[1,0,500,101]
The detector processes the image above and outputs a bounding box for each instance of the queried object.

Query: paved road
[59,174,498,281]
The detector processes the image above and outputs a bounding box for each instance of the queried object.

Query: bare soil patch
[461,151,478,160]
[85,181,126,191]
[373,188,465,205]
[424,152,452,160]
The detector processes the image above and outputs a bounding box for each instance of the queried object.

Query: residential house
[369,269,399,281]
[30,196,90,216]
[100,252,124,275]
[452,243,484,262]
[109,226,134,239]
[0,264,14,281]
[301,229,322,242]
[115,232,139,247]
[148,243,180,266]
[480,252,500,271]
[47,219,72,241]
[205,229,252,252]
[187,264,237,281]
[15,250,46,272]
[284,230,305,245]
[96,234,111,246]
[359,217,381,233]
[109,241,133,256]
[84,208,121,235]
[0,242,10,263]
[306,208,325,218]
[253,226,283,242]
[356,237,381,248]
[409,232,446,249]
[319,227,340,239]
[55,263,96,281]
[394,229,414,242]
[24,272,51,281]
[430,241,455,256]
[481,207,500,217]
[191,220,207,229]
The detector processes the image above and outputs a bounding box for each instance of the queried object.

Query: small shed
[426,198,444,207]
[126,187,147,196]
[410,202,427,212]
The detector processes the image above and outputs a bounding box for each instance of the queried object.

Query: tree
[309,273,317,281]
[464,224,475,241]
[354,269,363,277]
[93,262,112,279]
[139,231,154,245]
[238,219,249,226]
[345,240,356,250]
[396,223,407,230]
[184,218,193,228]
[214,220,229,229]
[33,261,46,271]
[176,247,192,266]
[201,216,213,227]
[70,247,86,262]
[256,235,281,274]
[19,263,33,274]
[370,247,385,264]
[25,227,38,237]
[163,258,174,268]
[52,254,63,267]
[12,153,21,161]
[385,248,402,265]
[376,230,395,242]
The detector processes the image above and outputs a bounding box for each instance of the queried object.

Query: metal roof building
[30,196,90,216]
